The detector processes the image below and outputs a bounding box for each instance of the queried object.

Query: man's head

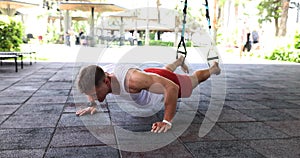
[77,65,109,102]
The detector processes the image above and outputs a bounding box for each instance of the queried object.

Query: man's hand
[76,106,97,116]
[151,121,172,133]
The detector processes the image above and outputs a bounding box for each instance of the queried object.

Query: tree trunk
[212,0,218,43]
[275,18,279,36]
[278,0,289,36]
[174,15,180,47]
[157,0,161,24]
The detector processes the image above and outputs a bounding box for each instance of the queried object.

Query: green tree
[257,0,282,36]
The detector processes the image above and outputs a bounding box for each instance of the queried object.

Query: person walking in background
[239,21,251,58]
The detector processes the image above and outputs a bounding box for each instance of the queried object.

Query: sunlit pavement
[0,45,299,157]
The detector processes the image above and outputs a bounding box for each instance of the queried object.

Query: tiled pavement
[0,61,299,158]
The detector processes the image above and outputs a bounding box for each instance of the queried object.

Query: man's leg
[164,55,189,73]
[189,62,221,89]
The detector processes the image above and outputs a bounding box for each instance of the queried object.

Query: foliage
[257,0,282,24]
[149,40,173,46]
[265,45,300,63]
[46,25,62,44]
[149,40,192,47]
[0,16,23,51]
[294,31,300,49]
[150,32,155,40]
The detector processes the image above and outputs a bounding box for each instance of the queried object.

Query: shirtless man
[76,56,221,133]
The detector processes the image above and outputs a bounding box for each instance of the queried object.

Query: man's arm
[129,69,179,132]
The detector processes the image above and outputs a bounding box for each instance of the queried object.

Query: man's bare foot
[210,62,221,75]
[178,55,189,73]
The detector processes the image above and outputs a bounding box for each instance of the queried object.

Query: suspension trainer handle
[176,37,187,61]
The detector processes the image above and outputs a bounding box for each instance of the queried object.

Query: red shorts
[144,68,193,98]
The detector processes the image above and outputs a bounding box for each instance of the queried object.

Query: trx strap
[204,0,211,30]
[204,0,219,67]
[176,0,188,65]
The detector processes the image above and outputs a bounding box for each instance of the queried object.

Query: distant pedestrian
[65,31,70,46]
[251,29,260,50]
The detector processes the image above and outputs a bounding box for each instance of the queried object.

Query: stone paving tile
[197,100,233,111]
[120,140,193,158]
[50,126,116,147]
[24,74,53,80]
[25,96,68,104]
[107,102,164,114]
[0,77,21,83]
[0,115,9,124]
[45,146,120,158]
[110,111,161,126]
[0,128,54,150]
[0,105,20,115]
[40,82,72,90]
[177,123,236,142]
[0,113,61,128]
[239,109,298,121]
[0,97,28,105]
[247,138,300,158]
[174,111,206,125]
[49,73,74,82]
[8,85,41,91]
[0,85,8,91]
[13,81,46,87]
[224,100,269,110]
[0,61,299,157]
[0,89,36,97]
[58,113,111,127]
[14,103,64,115]
[118,124,154,132]
[288,100,300,106]
[64,101,110,114]
[225,88,261,94]
[21,77,50,82]
[257,100,300,109]
[224,93,250,101]
[33,89,70,97]
[114,125,178,148]
[199,109,255,123]
[218,122,289,140]
[0,149,44,158]
[282,109,300,119]
[63,104,77,113]
[265,120,300,137]
[184,140,264,158]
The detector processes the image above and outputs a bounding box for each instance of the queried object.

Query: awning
[0,0,39,16]
[59,2,125,12]
[59,1,125,46]
[0,0,39,9]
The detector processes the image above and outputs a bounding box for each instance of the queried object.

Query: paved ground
[0,46,299,157]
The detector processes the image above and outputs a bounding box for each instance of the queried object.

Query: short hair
[77,65,105,94]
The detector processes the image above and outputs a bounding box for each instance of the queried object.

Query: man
[76,56,221,133]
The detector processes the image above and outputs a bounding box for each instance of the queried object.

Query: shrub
[0,16,23,51]
[149,40,192,47]
[294,31,300,49]
[149,40,173,46]
[265,46,300,63]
